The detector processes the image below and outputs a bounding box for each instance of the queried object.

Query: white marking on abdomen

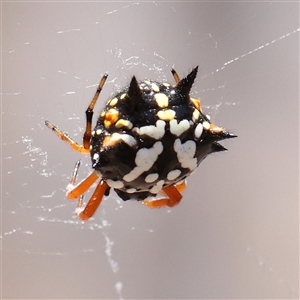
[106,179,124,189]
[145,173,159,183]
[135,120,166,140]
[120,134,137,147]
[167,169,181,181]
[150,180,165,194]
[173,139,197,170]
[194,123,203,138]
[123,141,163,182]
[170,119,190,137]
[93,153,99,160]
[126,188,137,193]
[202,121,210,130]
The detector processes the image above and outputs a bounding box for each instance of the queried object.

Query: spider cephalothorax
[45,66,236,220]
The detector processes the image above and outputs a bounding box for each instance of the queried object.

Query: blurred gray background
[2,1,299,299]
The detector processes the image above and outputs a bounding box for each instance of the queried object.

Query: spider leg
[70,159,81,185]
[157,180,186,196]
[66,170,99,200]
[75,180,109,220]
[83,73,108,149]
[171,68,180,83]
[45,73,108,153]
[173,180,186,193]
[45,121,90,154]
[66,160,108,220]
[141,184,183,208]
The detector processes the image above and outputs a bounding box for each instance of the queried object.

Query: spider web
[2,2,299,299]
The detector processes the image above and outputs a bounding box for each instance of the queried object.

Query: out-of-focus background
[2,2,299,299]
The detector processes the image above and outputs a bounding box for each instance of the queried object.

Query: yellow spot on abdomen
[120,93,127,100]
[151,83,160,92]
[154,93,169,108]
[115,119,133,130]
[103,133,122,147]
[104,108,119,128]
[157,109,176,121]
[202,121,210,130]
[108,97,118,106]
[192,109,200,122]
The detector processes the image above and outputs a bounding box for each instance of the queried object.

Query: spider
[45,66,236,220]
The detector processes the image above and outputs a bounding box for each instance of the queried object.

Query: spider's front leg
[45,73,108,153]
[83,73,108,149]
[44,121,90,154]
[141,181,186,208]
[67,160,109,220]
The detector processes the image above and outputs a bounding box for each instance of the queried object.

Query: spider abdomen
[90,68,235,201]
[45,66,236,219]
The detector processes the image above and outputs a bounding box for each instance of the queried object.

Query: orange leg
[83,73,108,149]
[76,180,109,220]
[174,180,186,193]
[157,180,186,196]
[66,171,99,200]
[67,161,108,220]
[45,73,108,153]
[171,68,180,83]
[141,184,183,208]
[45,121,90,154]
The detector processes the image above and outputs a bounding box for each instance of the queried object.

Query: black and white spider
[45,66,236,220]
